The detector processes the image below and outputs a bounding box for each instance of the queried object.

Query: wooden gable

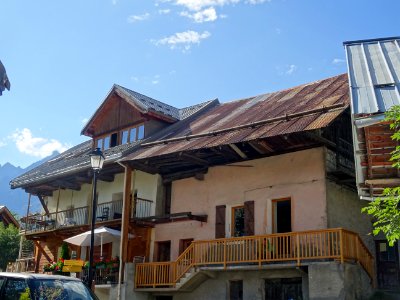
[83,92,146,138]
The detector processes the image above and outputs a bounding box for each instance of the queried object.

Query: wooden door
[156,241,171,262]
[376,240,400,290]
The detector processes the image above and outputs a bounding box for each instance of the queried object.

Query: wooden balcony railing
[135,228,374,289]
[21,197,154,234]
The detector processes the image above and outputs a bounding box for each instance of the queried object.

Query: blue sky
[0,0,399,168]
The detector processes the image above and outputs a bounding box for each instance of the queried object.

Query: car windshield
[28,279,98,300]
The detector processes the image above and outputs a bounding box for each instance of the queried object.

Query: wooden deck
[135,228,374,289]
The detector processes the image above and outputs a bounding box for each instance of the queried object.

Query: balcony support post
[117,164,134,300]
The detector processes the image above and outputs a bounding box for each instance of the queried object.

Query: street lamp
[87,147,105,289]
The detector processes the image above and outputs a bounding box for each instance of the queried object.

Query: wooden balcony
[21,197,153,234]
[135,228,374,289]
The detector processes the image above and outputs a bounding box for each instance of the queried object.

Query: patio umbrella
[64,226,134,256]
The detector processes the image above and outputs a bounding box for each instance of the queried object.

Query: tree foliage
[0,223,20,270]
[362,105,400,246]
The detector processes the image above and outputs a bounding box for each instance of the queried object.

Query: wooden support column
[118,164,134,299]
[34,243,42,273]
[34,241,52,263]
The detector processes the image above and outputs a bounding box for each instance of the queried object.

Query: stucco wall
[45,170,158,215]
[325,180,374,255]
[154,148,328,261]
[172,268,307,300]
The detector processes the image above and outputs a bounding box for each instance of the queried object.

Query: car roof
[0,272,82,281]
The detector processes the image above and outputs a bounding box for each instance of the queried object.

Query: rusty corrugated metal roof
[124,73,350,161]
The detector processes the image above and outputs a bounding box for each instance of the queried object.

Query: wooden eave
[23,163,124,196]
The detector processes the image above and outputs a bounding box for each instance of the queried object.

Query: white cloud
[152,75,160,84]
[127,13,150,23]
[174,0,240,11]
[10,128,69,158]
[81,118,89,124]
[180,7,218,22]
[285,64,297,75]
[159,9,171,14]
[332,58,345,65]
[246,0,268,4]
[0,140,6,148]
[154,30,211,51]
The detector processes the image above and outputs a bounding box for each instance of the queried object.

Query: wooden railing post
[339,229,344,264]
[296,233,300,266]
[355,235,359,262]
[153,266,157,288]
[258,237,262,268]
[223,239,227,270]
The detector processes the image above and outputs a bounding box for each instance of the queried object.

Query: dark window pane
[265,278,302,300]
[230,280,243,300]
[110,133,118,147]
[233,207,245,237]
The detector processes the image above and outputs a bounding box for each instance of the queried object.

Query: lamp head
[90,148,105,171]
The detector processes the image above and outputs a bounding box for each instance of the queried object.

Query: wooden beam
[248,141,267,154]
[34,242,42,273]
[119,165,134,288]
[129,160,159,174]
[34,241,52,263]
[52,180,81,191]
[37,195,50,215]
[97,174,115,182]
[179,152,209,166]
[162,167,208,183]
[229,144,247,159]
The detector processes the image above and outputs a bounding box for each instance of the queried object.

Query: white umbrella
[64,226,134,256]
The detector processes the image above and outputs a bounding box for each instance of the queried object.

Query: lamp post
[88,148,105,289]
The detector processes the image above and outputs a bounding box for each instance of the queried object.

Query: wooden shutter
[244,200,255,236]
[215,205,226,238]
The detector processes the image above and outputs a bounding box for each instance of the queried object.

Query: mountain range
[0,152,59,217]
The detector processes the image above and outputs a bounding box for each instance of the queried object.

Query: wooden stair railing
[135,228,375,289]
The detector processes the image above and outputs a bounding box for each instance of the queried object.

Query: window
[232,206,245,237]
[129,127,137,142]
[103,136,110,150]
[138,124,145,140]
[121,130,129,144]
[110,133,118,147]
[96,138,103,149]
[229,280,243,300]
[265,278,302,300]
[95,123,145,150]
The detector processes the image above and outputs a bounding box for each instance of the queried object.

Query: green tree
[362,105,400,246]
[0,223,20,270]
